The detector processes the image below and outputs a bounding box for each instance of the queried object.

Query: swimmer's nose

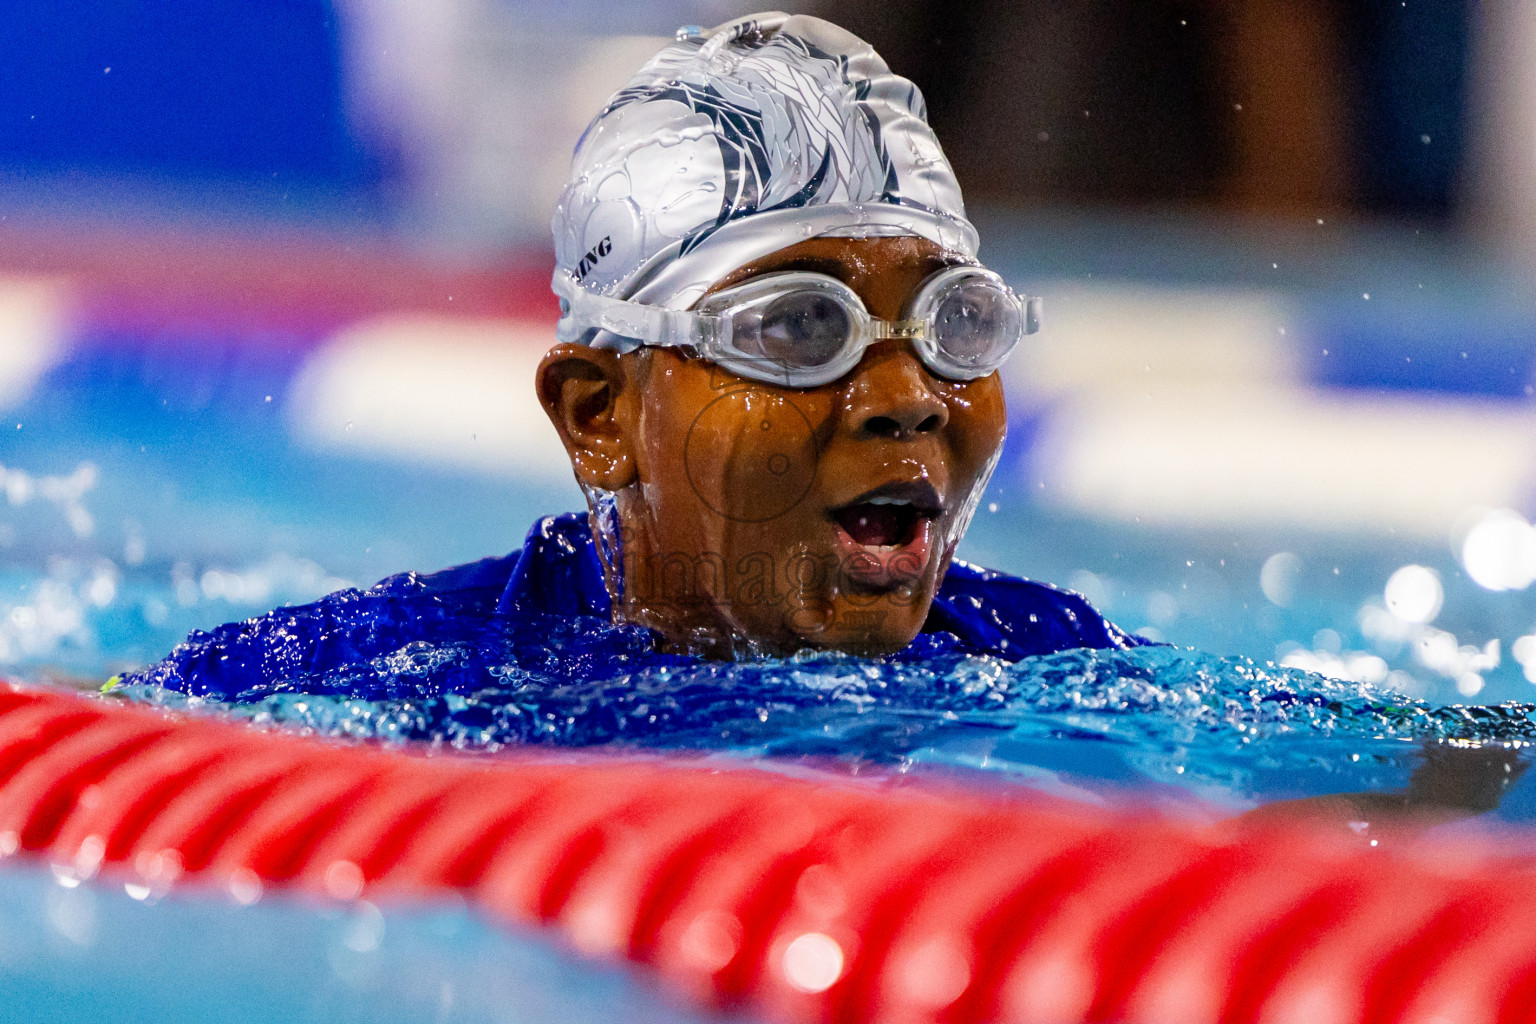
[843,347,949,440]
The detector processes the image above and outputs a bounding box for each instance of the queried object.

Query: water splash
[119,625,1536,812]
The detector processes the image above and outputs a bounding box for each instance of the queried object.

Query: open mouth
[830,481,943,550]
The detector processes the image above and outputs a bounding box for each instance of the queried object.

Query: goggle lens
[759,291,851,367]
[930,278,1022,371]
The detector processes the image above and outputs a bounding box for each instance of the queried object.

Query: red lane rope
[1,680,1534,1024]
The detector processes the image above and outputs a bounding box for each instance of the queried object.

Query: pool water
[0,863,716,1024]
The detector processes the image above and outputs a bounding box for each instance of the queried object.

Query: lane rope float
[0,681,1532,1024]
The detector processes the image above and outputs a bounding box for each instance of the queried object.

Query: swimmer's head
[538,13,1016,656]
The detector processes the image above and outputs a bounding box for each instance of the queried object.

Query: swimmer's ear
[536,344,638,490]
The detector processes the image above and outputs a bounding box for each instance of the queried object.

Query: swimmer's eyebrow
[754,255,854,279]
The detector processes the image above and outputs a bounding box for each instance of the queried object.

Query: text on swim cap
[575,236,613,283]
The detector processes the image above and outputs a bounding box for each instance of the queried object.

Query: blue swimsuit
[127,513,1143,703]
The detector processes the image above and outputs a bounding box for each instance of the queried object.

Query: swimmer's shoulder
[927,559,1149,659]
[126,519,580,700]
[127,556,518,699]
[373,511,602,611]
[492,512,610,618]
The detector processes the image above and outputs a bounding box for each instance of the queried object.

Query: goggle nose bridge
[870,319,929,341]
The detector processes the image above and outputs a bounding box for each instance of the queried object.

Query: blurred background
[3,0,1536,703]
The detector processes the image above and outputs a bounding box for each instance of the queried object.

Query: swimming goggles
[552,265,1040,388]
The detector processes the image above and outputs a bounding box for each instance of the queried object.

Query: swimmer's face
[538,236,1007,656]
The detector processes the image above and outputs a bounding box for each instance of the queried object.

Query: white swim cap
[551,11,979,344]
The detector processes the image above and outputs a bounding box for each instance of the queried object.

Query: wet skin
[537,236,1008,656]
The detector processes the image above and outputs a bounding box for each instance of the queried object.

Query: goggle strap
[1025,295,1042,335]
[553,270,714,351]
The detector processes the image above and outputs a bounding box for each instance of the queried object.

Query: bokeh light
[1384,565,1443,624]
[1459,508,1536,591]
[1259,552,1301,608]
[782,932,844,994]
